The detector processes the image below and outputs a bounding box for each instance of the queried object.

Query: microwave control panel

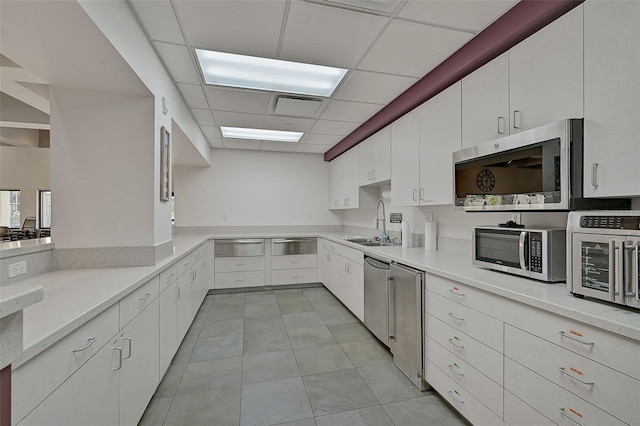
[580,215,640,230]
[529,232,543,273]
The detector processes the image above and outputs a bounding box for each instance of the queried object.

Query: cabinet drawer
[271,254,317,270]
[215,256,265,273]
[426,359,506,426]
[504,391,554,426]
[159,264,178,292]
[425,336,503,417]
[426,290,503,353]
[271,268,317,286]
[505,358,627,426]
[501,301,640,379]
[425,313,503,384]
[333,242,363,265]
[425,274,506,318]
[12,304,119,424]
[178,255,193,276]
[505,324,640,425]
[120,276,160,329]
[214,271,265,289]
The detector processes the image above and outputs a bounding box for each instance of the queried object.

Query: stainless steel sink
[357,241,383,246]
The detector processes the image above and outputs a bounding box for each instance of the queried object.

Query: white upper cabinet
[391,107,421,206]
[509,4,584,133]
[330,146,376,209]
[419,82,462,206]
[583,0,640,198]
[461,53,509,149]
[462,5,583,148]
[391,83,461,207]
[359,126,391,186]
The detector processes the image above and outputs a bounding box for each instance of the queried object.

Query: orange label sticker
[569,408,583,418]
[569,366,585,376]
[569,329,584,337]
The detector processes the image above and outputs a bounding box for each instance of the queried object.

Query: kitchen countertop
[3,231,639,367]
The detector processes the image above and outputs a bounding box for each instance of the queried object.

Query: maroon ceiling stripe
[324,0,584,162]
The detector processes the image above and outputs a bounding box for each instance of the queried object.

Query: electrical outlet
[424,212,433,222]
[511,213,521,224]
[8,261,27,278]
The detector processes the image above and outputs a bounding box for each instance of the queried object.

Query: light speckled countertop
[4,231,639,367]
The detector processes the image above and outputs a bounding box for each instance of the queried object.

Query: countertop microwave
[453,119,630,212]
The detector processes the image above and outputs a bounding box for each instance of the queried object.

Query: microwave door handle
[519,231,527,271]
[610,240,620,302]
[623,243,639,299]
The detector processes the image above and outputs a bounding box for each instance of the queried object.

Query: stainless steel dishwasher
[389,263,426,390]
[364,256,391,345]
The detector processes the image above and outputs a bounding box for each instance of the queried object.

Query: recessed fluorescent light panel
[195,49,348,97]
[220,126,304,143]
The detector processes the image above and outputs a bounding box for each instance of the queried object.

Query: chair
[0,226,10,242]
[22,217,36,239]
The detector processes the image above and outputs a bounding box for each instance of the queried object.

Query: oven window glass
[475,230,523,268]
[580,242,610,292]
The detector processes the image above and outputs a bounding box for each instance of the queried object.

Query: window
[0,190,21,228]
[39,190,51,228]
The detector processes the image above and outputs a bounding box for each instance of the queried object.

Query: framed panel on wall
[160,126,170,202]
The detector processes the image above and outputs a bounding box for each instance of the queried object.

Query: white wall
[50,87,155,248]
[0,146,50,227]
[174,150,342,227]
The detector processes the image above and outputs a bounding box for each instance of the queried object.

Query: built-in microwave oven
[473,226,566,282]
[567,211,640,310]
[453,119,630,211]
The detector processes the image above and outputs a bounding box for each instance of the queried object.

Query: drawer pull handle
[123,337,132,360]
[291,276,299,279]
[559,367,594,386]
[73,337,97,353]
[448,364,464,378]
[113,347,123,371]
[448,289,465,298]
[448,313,464,322]
[166,274,175,281]
[291,261,299,264]
[236,279,245,283]
[236,263,244,267]
[447,390,464,405]
[448,338,464,350]
[139,292,152,301]
[559,331,594,346]
[559,408,585,426]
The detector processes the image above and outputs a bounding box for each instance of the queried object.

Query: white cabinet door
[318,242,330,290]
[358,136,374,186]
[461,52,509,148]
[509,5,583,133]
[343,147,360,209]
[337,256,364,321]
[391,107,421,206]
[17,341,120,426]
[177,270,192,342]
[583,0,640,197]
[419,82,461,206]
[118,297,160,426]
[159,285,178,375]
[371,127,391,183]
[329,156,343,209]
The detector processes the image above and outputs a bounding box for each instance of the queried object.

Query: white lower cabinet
[17,299,159,426]
[117,298,160,426]
[504,391,555,426]
[425,359,506,426]
[159,283,179,375]
[505,358,627,426]
[336,254,364,321]
[177,267,193,342]
[17,337,120,426]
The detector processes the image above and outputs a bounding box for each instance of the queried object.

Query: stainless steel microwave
[567,211,640,310]
[453,119,630,211]
[473,226,566,282]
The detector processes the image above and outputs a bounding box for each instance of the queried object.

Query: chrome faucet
[376,199,390,243]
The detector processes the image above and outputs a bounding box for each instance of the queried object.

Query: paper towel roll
[424,221,437,251]
[401,220,411,248]
[381,189,391,200]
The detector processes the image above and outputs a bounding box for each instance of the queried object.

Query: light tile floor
[139,287,469,426]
